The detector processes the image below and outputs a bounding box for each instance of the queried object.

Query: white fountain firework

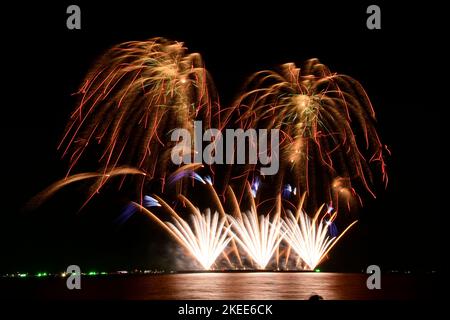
[227,194,285,270]
[282,206,357,270]
[133,192,235,270]
[166,208,233,270]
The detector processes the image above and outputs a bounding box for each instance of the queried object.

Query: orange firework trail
[26,167,146,209]
[231,59,388,210]
[58,37,219,189]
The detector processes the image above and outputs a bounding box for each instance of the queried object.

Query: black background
[1,1,441,274]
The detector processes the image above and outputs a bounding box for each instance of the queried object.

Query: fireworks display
[34,37,389,271]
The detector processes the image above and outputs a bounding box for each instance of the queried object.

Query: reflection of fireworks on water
[231,59,389,210]
[282,207,357,270]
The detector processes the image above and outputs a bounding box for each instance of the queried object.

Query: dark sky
[1,1,441,273]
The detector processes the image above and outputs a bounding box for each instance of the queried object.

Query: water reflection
[130,272,414,300]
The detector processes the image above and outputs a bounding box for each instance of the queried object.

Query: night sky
[1,1,441,274]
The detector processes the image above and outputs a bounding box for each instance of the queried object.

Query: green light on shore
[88,271,97,276]
[19,273,27,278]
[100,272,107,275]
[315,269,321,272]
[36,272,48,277]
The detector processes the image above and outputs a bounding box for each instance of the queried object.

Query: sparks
[282,207,357,270]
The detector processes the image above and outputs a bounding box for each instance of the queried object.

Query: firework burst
[231,59,388,210]
[58,37,219,191]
